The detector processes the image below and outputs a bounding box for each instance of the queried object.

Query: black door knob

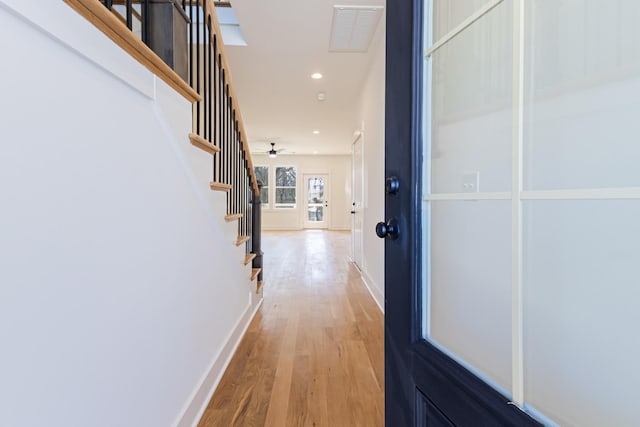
[376,218,400,240]
[385,176,400,195]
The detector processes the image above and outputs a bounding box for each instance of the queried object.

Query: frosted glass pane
[523,0,640,190]
[430,1,512,194]
[523,200,640,426]
[432,0,498,40]
[429,200,512,392]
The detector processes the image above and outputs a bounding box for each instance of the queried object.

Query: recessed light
[313,130,320,134]
[313,151,319,154]
[317,92,326,101]
[311,73,323,80]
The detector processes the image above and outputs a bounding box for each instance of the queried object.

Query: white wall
[352,18,385,311]
[252,154,351,230]
[0,2,258,426]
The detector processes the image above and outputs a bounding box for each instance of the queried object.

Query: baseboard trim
[173,296,264,427]
[262,227,302,231]
[361,269,384,314]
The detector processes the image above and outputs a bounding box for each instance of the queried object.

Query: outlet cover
[462,172,479,193]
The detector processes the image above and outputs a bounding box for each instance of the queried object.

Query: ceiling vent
[329,5,384,52]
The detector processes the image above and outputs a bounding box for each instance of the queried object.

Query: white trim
[510,0,525,408]
[424,192,511,201]
[173,297,264,427]
[262,226,302,231]
[360,268,384,314]
[425,0,504,57]
[520,187,640,200]
[351,131,365,270]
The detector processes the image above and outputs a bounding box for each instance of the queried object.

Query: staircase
[66,0,264,292]
[185,0,264,292]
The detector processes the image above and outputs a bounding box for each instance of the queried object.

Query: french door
[303,174,330,229]
[386,0,640,425]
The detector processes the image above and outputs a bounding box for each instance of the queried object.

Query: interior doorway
[303,174,330,229]
[351,132,364,269]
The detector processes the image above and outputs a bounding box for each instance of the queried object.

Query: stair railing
[66,0,263,287]
[184,0,262,285]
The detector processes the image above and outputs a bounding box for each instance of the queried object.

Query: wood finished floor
[198,230,384,427]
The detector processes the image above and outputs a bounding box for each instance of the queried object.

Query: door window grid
[423,0,640,423]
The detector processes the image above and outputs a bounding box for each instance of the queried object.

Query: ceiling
[221,0,385,156]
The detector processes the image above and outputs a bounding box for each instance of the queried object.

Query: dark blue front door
[383,0,541,424]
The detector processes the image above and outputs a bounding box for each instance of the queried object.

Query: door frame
[351,131,364,268]
[384,0,540,424]
[302,173,330,229]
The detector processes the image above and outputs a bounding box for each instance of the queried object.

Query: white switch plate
[462,172,479,193]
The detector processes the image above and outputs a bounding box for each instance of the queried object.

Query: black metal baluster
[226,84,230,198]
[232,109,237,215]
[222,71,226,186]
[208,19,214,170]
[105,0,113,9]
[196,0,200,135]
[126,0,133,29]
[188,0,193,87]
[203,2,208,142]
[243,158,248,236]
[213,37,218,182]
[237,127,241,220]
[141,0,150,44]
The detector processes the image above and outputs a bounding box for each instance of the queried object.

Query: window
[254,166,269,207]
[275,166,296,208]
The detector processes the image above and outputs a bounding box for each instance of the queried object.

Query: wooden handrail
[65,0,201,103]
[200,0,259,196]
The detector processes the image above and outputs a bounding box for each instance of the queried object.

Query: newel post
[252,181,263,282]
[146,0,190,81]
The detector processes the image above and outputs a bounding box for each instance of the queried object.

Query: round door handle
[375,218,400,240]
[385,176,400,195]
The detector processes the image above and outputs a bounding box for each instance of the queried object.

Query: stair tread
[244,253,256,265]
[189,133,220,155]
[256,280,264,293]
[251,268,261,281]
[225,213,243,222]
[210,181,232,192]
[235,235,250,246]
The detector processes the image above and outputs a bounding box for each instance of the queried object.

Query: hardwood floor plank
[197,231,383,427]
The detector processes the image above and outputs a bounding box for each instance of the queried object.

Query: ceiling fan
[267,142,286,158]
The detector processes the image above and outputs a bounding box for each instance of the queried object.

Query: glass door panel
[523,0,640,191]
[304,175,329,229]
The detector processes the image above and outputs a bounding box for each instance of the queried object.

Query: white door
[303,174,330,229]
[351,134,363,268]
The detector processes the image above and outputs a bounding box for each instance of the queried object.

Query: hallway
[198,231,384,426]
